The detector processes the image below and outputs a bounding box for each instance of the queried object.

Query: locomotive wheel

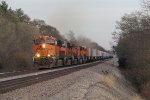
[78,59,82,64]
[82,59,84,63]
[77,59,80,64]
[71,59,73,65]
[85,59,87,63]
[76,59,79,64]
[48,62,55,68]
[69,59,72,65]
[63,60,66,66]
[80,59,83,64]
[48,58,54,68]
[54,60,57,67]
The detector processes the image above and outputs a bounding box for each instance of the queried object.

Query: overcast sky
[3,0,140,50]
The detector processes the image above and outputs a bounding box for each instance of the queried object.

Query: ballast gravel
[0,58,144,100]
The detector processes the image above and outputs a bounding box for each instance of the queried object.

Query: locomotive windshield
[34,39,55,45]
[34,40,44,45]
[45,40,55,45]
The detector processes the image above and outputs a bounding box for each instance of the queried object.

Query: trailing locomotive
[33,35,112,68]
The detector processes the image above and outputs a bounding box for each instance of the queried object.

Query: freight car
[33,36,112,68]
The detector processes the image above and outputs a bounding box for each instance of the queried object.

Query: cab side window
[57,40,62,46]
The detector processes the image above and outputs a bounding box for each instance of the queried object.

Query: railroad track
[0,60,104,94]
[0,69,40,78]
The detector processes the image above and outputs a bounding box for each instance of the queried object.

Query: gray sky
[4,0,140,50]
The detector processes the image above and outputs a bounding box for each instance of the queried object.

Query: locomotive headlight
[42,44,46,48]
[47,54,50,57]
[36,53,40,57]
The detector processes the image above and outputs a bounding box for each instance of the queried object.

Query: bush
[118,57,127,68]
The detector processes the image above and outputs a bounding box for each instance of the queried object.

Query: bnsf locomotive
[33,36,112,68]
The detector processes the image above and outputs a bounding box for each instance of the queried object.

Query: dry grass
[102,75,116,87]
[131,95,143,100]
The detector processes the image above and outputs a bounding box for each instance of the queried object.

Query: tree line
[113,0,150,98]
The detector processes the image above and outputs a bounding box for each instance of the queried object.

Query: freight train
[33,36,113,68]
